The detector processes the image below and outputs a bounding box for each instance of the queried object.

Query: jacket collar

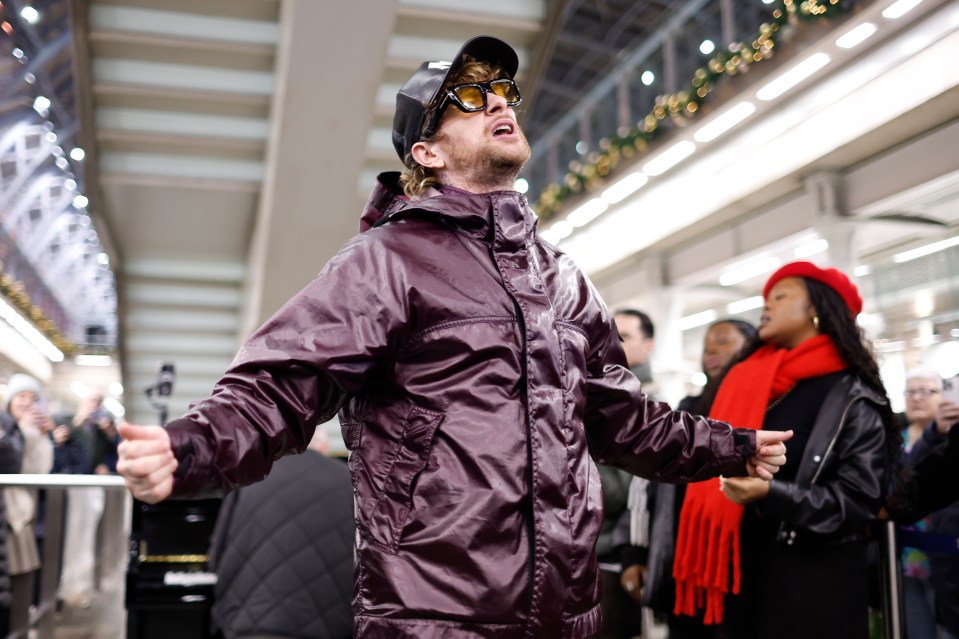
[360,171,535,242]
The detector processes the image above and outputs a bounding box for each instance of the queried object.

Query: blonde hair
[399,57,505,198]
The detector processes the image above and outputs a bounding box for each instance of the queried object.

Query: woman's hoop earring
[813,316,820,330]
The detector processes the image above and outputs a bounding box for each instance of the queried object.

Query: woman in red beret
[672,261,898,639]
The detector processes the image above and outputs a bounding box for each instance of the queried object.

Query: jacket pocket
[365,405,444,553]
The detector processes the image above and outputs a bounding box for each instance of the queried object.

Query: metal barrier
[0,474,128,639]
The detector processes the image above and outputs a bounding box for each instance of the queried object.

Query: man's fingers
[118,422,167,441]
[756,429,794,446]
[117,455,174,483]
[118,437,173,460]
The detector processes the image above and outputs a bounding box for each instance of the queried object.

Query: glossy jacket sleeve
[585,318,755,482]
[764,397,887,535]
[165,236,406,497]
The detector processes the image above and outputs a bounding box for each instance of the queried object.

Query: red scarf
[672,334,846,624]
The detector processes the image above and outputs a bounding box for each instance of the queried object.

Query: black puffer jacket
[208,451,354,639]
[764,373,889,545]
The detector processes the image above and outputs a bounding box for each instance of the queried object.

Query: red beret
[763,261,863,316]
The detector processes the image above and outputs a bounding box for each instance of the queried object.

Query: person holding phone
[2,374,53,635]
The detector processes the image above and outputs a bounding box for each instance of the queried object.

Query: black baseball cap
[392,36,519,167]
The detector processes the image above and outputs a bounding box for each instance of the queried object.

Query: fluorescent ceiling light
[568,198,609,227]
[726,296,765,315]
[854,265,871,276]
[103,396,126,418]
[836,23,878,49]
[602,172,648,204]
[892,235,959,263]
[794,238,829,258]
[694,102,757,143]
[883,0,923,19]
[75,354,113,367]
[0,298,63,362]
[71,381,90,398]
[543,221,574,244]
[719,256,781,286]
[643,140,696,176]
[679,309,719,331]
[756,53,831,101]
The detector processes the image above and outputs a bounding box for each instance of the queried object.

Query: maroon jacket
[165,173,756,638]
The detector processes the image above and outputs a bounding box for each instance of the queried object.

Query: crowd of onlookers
[0,373,120,637]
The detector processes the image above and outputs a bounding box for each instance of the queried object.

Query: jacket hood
[359,171,534,240]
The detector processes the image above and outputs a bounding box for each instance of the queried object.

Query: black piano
[126,498,222,639]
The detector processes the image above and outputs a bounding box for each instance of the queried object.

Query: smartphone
[942,375,959,405]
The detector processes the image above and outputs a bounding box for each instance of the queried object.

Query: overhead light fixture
[103,396,126,417]
[794,238,829,258]
[700,40,716,55]
[73,194,88,208]
[883,0,923,19]
[640,70,655,86]
[542,221,574,245]
[892,235,959,263]
[601,172,648,204]
[679,309,719,331]
[75,354,112,367]
[109,381,124,397]
[726,296,765,315]
[693,102,756,143]
[836,22,878,49]
[69,147,86,162]
[0,298,63,362]
[20,6,39,23]
[719,256,781,286]
[756,53,831,101]
[71,380,90,398]
[32,96,51,113]
[854,265,871,276]
[567,198,608,228]
[642,140,696,176]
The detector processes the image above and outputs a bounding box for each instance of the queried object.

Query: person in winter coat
[2,373,53,635]
[0,390,25,636]
[116,36,792,639]
[633,318,756,639]
[208,429,353,639]
[672,261,898,639]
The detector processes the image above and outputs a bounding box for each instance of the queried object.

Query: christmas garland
[534,0,851,221]
[0,268,77,355]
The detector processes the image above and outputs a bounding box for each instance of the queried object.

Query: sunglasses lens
[491,80,520,105]
[453,85,486,110]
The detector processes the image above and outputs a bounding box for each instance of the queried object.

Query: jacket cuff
[762,479,794,521]
[718,426,755,477]
[166,417,225,499]
[621,544,648,568]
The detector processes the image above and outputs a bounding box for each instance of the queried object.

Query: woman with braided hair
[672,261,899,639]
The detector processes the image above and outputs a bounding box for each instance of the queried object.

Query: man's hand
[935,401,959,437]
[620,564,646,602]
[117,422,177,504]
[747,430,793,480]
[720,476,770,505]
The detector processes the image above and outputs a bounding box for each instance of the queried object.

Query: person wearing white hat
[2,373,53,635]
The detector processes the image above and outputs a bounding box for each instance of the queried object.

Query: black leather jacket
[764,373,889,546]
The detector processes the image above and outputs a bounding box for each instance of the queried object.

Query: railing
[523,0,772,203]
[0,474,128,639]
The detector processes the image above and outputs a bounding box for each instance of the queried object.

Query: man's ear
[410,140,445,169]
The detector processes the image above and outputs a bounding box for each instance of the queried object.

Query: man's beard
[437,129,531,190]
